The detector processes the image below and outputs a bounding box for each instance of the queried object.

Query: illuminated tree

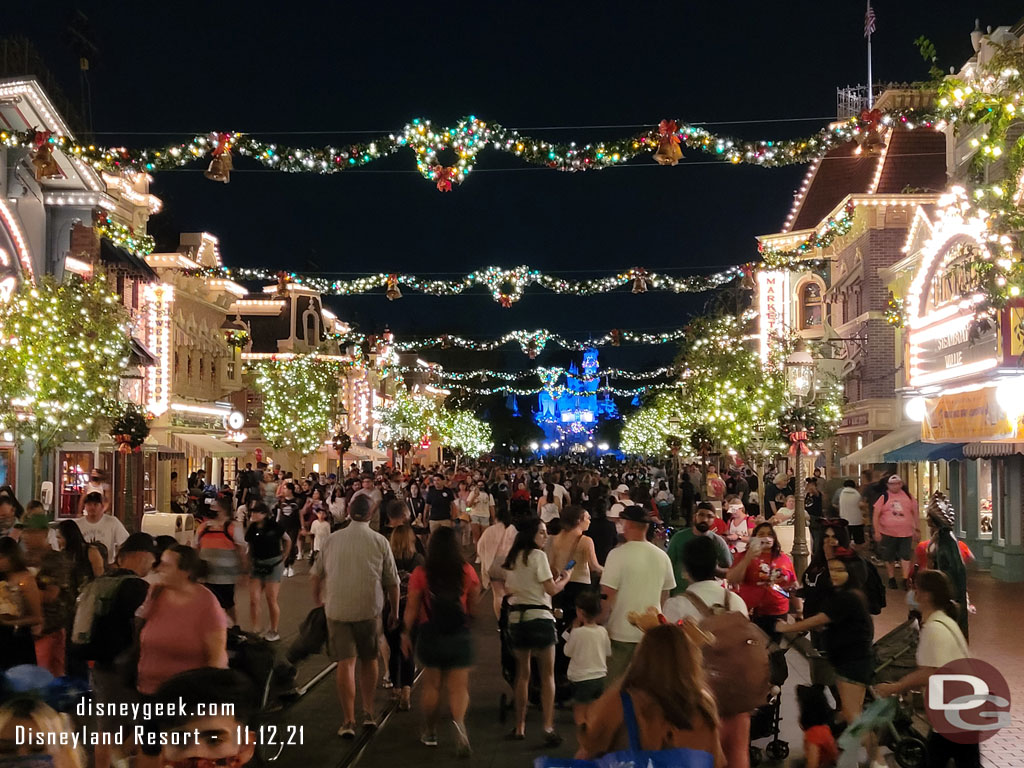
[250,356,340,456]
[620,394,687,457]
[436,408,492,464]
[375,389,438,446]
[0,274,132,460]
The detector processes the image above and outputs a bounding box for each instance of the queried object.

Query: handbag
[535,691,713,768]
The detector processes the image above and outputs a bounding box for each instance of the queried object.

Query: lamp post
[785,349,816,576]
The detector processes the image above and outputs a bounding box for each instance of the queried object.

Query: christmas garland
[758,202,855,268]
[398,363,679,382]
[348,326,691,356]
[446,381,675,397]
[196,264,748,306]
[11,109,929,191]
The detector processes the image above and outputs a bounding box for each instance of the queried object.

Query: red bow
[435,166,455,192]
[658,120,680,145]
[499,295,513,308]
[32,130,53,149]
[859,109,883,131]
[210,132,232,157]
[832,546,855,559]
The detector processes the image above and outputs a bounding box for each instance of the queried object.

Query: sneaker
[887,577,897,590]
[337,723,356,738]
[453,721,471,758]
[420,731,438,747]
[543,729,563,747]
[381,675,393,689]
[362,713,377,730]
[286,566,295,577]
[263,630,281,642]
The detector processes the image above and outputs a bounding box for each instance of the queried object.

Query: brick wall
[68,222,99,262]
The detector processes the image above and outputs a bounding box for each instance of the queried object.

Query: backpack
[684,588,772,717]
[71,574,133,654]
[426,588,467,634]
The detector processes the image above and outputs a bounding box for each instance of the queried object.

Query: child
[563,590,611,727]
[310,508,331,565]
[796,684,838,768]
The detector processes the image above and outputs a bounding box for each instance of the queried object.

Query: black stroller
[748,641,794,765]
[497,598,571,721]
[869,620,929,768]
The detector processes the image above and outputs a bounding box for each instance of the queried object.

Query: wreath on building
[332,432,352,453]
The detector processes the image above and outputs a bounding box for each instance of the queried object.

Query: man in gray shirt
[311,494,399,738]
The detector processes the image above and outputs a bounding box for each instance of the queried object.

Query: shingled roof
[786,126,946,232]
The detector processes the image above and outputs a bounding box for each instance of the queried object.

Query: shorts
[251,557,284,583]
[416,623,474,669]
[508,618,556,650]
[878,534,912,562]
[833,657,873,687]
[429,519,453,533]
[470,514,491,527]
[571,676,606,703]
[205,582,236,610]
[327,618,379,661]
[848,525,865,545]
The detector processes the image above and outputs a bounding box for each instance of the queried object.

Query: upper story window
[798,280,824,329]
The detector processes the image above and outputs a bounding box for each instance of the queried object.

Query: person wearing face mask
[723,496,755,556]
[666,503,732,597]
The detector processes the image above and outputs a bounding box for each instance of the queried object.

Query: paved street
[233,554,1024,768]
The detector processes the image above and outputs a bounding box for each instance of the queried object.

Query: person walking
[310,494,400,738]
[502,517,572,745]
[546,505,603,614]
[386,524,423,712]
[424,475,457,534]
[837,479,867,553]
[401,526,480,756]
[466,479,494,547]
[666,504,732,597]
[74,491,129,565]
[244,501,291,641]
[274,483,303,577]
[0,536,43,669]
[872,475,919,589]
[599,506,676,681]
[195,495,246,626]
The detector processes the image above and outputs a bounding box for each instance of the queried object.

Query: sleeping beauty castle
[532,348,619,452]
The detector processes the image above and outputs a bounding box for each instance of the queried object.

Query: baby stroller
[748,639,794,765]
[869,620,929,768]
[497,598,571,721]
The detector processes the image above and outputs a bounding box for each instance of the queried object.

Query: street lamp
[784,348,816,576]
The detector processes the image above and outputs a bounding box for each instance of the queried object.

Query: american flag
[864,3,877,37]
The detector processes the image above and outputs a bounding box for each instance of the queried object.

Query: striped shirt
[310,521,398,622]
[196,521,241,585]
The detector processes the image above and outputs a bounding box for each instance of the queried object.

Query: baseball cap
[620,506,654,524]
[21,514,51,531]
[614,484,630,495]
[887,475,902,484]
[119,532,156,555]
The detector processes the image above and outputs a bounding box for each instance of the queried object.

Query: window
[211,361,217,383]
[799,281,824,329]
[978,459,993,540]
[199,358,205,380]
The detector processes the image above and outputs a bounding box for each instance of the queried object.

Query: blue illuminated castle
[533,348,619,450]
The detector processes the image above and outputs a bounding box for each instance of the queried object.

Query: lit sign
[144,283,174,417]
[757,270,790,361]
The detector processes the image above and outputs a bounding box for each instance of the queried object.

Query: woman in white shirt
[476,507,514,619]
[502,517,571,745]
[537,484,561,525]
[875,570,976,768]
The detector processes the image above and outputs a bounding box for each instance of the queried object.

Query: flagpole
[866,0,874,108]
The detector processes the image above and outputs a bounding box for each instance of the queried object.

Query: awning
[841,424,920,467]
[171,433,244,459]
[347,445,389,462]
[962,442,1024,458]
[142,436,185,460]
[884,441,964,463]
[128,337,159,368]
[100,239,158,280]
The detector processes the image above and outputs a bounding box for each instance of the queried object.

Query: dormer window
[799,280,824,329]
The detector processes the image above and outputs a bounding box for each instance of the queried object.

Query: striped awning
[961,443,1024,458]
[171,433,244,460]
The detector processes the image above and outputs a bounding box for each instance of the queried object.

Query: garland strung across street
[193,264,751,306]
[16,108,927,192]
[446,381,676,397]
[347,327,691,357]
[397,363,679,382]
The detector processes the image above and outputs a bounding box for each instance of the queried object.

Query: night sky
[6,0,1022,383]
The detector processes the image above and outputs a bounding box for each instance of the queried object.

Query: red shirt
[912,539,973,577]
[804,725,838,767]
[407,563,480,624]
[737,552,796,617]
[709,518,729,536]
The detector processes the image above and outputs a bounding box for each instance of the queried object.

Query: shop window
[143,452,156,511]
[0,446,15,490]
[174,351,180,375]
[199,358,205,380]
[187,355,193,381]
[799,281,824,329]
[978,459,993,539]
[58,451,94,518]
[211,361,217,383]
[997,460,1009,546]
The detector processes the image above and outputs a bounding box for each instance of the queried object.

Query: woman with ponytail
[876,570,975,768]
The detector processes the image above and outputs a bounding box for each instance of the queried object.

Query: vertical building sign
[757,270,791,361]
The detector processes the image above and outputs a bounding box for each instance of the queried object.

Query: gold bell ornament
[652,119,683,166]
[386,274,402,301]
[631,268,649,294]
[31,132,62,180]
[204,133,233,183]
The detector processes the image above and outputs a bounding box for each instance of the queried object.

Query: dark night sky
[6,0,1022,379]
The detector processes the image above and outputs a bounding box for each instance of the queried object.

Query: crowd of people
[0,457,981,768]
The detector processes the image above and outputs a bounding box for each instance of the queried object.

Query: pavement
[238,551,1023,768]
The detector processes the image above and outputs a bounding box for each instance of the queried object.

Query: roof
[100,238,158,280]
[787,127,946,232]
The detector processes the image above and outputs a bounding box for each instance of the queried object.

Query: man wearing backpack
[78,533,155,768]
[872,475,919,590]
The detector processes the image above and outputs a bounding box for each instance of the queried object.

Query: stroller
[497,598,571,721]
[869,620,929,768]
[748,639,795,765]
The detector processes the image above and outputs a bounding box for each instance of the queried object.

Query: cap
[614,484,630,495]
[774,473,789,485]
[888,475,902,484]
[119,532,156,555]
[620,505,654,524]
[21,514,51,531]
